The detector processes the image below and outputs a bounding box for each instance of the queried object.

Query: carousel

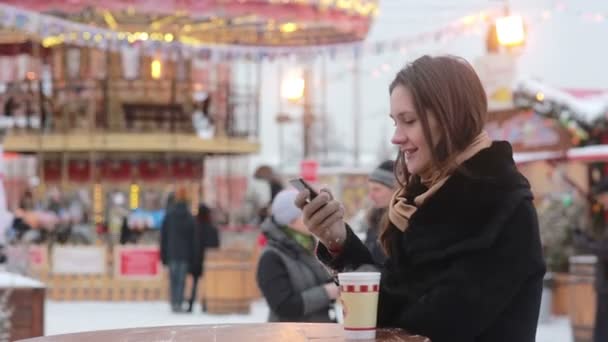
[0,0,378,244]
[0,0,378,304]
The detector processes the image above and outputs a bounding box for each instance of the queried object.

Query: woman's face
[389,85,440,176]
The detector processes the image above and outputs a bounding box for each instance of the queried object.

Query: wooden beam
[4,133,260,154]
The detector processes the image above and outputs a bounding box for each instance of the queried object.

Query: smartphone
[288,178,318,202]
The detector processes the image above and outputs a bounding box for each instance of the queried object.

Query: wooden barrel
[203,248,255,314]
[552,272,571,315]
[569,255,597,342]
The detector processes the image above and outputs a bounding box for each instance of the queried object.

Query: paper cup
[338,272,381,340]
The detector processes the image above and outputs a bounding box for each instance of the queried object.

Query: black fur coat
[318,141,546,342]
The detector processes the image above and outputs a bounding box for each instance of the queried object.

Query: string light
[8,3,608,63]
[280,22,298,33]
[536,92,545,102]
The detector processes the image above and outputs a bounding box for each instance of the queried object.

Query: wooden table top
[20,323,431,342]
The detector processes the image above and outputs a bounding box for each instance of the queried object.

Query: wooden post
[61,152,68,190]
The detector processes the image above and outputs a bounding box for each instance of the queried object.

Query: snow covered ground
[44,300,573,341]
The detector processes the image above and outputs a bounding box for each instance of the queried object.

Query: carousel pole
[36,43,45,197]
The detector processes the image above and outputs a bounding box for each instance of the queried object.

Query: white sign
[474,53,517,111]
[52,246,106,275]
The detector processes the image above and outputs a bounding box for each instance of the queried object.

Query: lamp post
[280,67,314,159]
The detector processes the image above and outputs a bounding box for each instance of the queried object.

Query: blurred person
[160,188,197,313]
[363,160,396,265]
[187,203,220,313]
[245,165,284,224]
[296,55,545,342]
[256,189,338,323]
[241,177,271,225]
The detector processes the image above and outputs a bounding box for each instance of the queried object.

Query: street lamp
[280,67,314,158]
[281,70,305,102]
[495,15,526,47]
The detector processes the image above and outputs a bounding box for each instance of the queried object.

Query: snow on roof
[513,144,608,164]
[513,151,563,164]
[0,271,45,288]
[517,79,608,123]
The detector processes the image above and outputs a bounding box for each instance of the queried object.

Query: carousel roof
[0,0,378,46]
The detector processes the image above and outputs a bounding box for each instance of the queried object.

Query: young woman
[295,55,546,342]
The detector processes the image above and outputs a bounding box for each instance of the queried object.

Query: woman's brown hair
[380,55,488,255]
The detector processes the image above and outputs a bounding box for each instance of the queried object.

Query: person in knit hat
[364,160,397,264]
[256,190,338,322]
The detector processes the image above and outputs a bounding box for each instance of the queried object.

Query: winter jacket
[256,217,335,323]
[189,205,220,278]
[160,202,197,267]
[317,141,546,342]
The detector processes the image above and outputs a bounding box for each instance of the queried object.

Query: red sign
[300,159,318,182]
[28,246,47,268]
[68,160,91,182]
[115,247,161,279]
[43,160,61,182]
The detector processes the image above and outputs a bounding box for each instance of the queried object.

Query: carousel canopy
[0,0,378,46]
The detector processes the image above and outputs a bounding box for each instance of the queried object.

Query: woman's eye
[404,120,416,125]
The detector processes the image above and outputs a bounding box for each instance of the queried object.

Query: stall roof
[517,79,608,124]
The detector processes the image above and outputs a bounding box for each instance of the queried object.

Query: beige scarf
[388,131,492,232]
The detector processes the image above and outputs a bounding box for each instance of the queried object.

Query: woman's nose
[391,127,406,145]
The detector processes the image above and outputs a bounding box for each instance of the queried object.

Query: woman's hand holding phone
[293,186,347,252]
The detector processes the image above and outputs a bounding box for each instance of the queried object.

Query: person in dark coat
[363,160,396,265]
[295,55,545,342]
[160,188,197,313]
[186,203,220,313]
[257,190,339,323]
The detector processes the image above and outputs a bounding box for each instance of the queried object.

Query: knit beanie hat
[368,160,396,189]
[271,190,302,226]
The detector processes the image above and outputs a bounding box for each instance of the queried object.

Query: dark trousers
[188,275,199,311]
[169,261,188,311]
[595,293,608,342]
